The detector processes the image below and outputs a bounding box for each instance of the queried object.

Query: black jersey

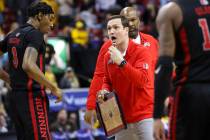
[174,0,210,85]
[0,24,46,90]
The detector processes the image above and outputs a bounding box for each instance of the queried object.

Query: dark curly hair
[27,1,54,17]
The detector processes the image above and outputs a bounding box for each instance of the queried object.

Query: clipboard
[96,91,127,137]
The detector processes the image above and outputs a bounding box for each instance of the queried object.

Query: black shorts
[9,89,51,140]
[169,83,210,140]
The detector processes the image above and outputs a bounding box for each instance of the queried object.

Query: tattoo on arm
[24,47,38,65]
[23,47,54,89]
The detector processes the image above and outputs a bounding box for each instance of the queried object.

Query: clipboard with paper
[96,91,127,137]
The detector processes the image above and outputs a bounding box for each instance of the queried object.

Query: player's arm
[22,47,62,102]
[154,1,182,119]
[22,47,54,89]
[153,2,182,140]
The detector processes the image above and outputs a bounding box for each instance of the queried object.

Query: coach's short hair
[27,1,54,17]
[106,15,129,28]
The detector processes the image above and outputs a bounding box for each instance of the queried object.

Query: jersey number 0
[12,47,18,68]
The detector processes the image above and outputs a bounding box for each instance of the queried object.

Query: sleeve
[0,36,8,53]
[25,30,43,51]
[154,38,159,66]
[120,47,152,88]
[102,53,112,91]
[86,41,110,110]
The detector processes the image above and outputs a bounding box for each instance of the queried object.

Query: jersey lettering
[198,18,210,51]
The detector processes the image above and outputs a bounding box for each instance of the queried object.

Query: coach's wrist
[118,59,127,68]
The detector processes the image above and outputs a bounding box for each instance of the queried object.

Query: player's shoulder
[157,2,181,22]
[28,28,43,36]
[159,2,180,13]
[25,28,43,42]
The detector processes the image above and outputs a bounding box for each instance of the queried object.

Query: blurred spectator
[0,27,4,40]
[45,43,58,87]
[0,79,8,99]
[89,27,103,49]
[9,22,19,32]
[0,112,8,133]
[0,0,5,12]
[95,0,116,12]
[51,109,75,132]
[74,0,95,11]
[0,0,4,25]
[0,103,6,116]
[45,43,56,65]
[57,0,74,29]
[42,0,59,16]
[79,8,98,29]
[45,65,58,87]
[1,8,16,34]
[160,0,170,6]
[70,20,89,49]
[59,66,80,89]
[69,112,78,131]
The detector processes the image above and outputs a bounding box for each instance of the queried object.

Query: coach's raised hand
[108,46,124,65]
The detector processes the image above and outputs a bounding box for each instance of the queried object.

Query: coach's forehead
[107,18,122,26]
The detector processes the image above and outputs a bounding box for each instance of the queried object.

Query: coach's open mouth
[111,36,117,41]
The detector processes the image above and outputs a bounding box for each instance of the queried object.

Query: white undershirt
[122,33,141,56]
[132,33,141,45]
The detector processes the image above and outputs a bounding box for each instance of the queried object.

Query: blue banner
[49,88,89,112]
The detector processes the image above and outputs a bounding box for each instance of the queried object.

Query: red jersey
[86,32,158,110]
[103,40,153,123]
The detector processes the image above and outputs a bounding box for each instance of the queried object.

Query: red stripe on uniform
[39,54,44,90]
[41,90,51,140]
[40,53,51,139]
[170,27,191,140]
[170,86,182,140]
[179,28,191,83]
[28,79,39,140]
[168,96,174,139]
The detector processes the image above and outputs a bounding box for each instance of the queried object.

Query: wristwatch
[119,60,127,68]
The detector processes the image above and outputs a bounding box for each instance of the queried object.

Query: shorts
[9,89,51,140]
[169,83,210,140]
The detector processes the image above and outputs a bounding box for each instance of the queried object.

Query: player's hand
[153,118,166,140]
[50,85,63,103]
[108,46,124,65]
[97,89,109,103]
[84,109,97,125]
